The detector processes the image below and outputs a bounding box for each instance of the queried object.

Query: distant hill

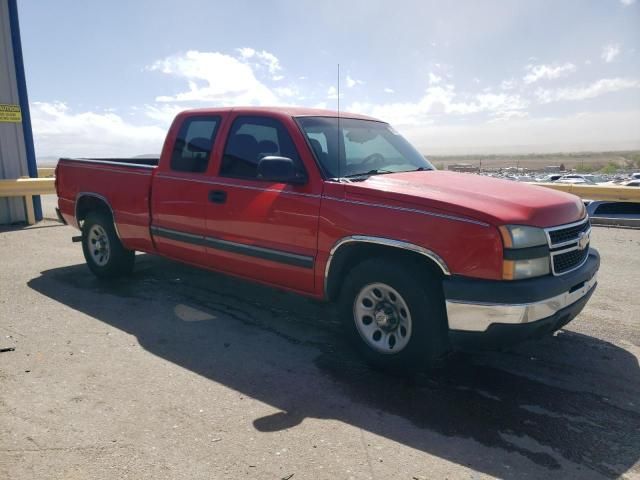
[36,150,640,172]
[428,150,640,172]
[36,156,60,166]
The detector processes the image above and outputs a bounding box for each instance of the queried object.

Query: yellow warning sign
[0,104,22,123]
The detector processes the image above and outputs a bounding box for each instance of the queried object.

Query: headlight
[499,225,550,280]
[499,225,548,249]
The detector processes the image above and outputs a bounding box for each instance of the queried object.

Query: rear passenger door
[151,115,221,264]
[204,115,321,293]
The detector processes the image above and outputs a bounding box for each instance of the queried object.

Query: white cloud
[523,62,576,84]
[487,110,529,123]
[143,104,185,125]
[601,44,621,63]
[535,77,640,103]
[620,0,636,6]
[349,84,528,126]
[500,79,516,90]
[237,47,256,59]
[34,44,640,158]
[346,75,364,88]
[149,50,280,105]
[255,50,282,76]
[327,85,343,99]
[401,110,640,155]
[236,47,282,78]
[428,72,442,85]
[31,102,166,157]
[273,86,297,97]
[32,101,640,158]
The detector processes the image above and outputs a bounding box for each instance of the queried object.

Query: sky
[16,0,640,158]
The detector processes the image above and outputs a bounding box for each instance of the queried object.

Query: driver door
[203,114,321,293]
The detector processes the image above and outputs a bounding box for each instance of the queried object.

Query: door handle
[208,190,227,204]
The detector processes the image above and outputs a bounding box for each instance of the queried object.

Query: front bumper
[444,248,600,350]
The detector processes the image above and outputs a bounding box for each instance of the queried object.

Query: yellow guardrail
[1,176,638,225]
[535,182,640,202]
[0,177,56,224]
[38,167,56,178]
[0,177,55,196]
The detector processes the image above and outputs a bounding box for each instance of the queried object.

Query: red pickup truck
[56,107,599,370]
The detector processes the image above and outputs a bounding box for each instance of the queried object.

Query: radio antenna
[337,63,342,180]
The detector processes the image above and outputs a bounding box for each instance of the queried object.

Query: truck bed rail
[59,157,159,168]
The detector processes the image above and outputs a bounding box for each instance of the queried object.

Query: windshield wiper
[342,169,395,179]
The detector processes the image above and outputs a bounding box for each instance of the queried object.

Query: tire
[81,211,135,279]
[339,257,449,372]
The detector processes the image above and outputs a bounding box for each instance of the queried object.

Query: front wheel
[81,211,135,279]
[339,258,448,372]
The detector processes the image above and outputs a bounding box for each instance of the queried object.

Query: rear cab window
[170,116,221,173]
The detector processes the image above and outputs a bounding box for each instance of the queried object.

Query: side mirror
[257,156,306,184]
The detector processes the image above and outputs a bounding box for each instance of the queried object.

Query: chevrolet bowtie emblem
[577,231,590,251]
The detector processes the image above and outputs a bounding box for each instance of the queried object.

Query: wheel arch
[75,193,120,239]
[324,236,450,301]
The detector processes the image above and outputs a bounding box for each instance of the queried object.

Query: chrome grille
[545,217,591,276]
[548,219,590,246]
[552,246,589,275]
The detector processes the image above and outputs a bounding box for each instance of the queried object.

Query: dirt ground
[1,205,639,479]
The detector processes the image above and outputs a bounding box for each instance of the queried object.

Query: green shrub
[575,164,599,173]
[599,163,618,174]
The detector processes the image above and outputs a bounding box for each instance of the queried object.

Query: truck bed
[56,157,157,252]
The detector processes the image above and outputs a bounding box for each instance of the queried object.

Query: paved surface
[1,197,639,479]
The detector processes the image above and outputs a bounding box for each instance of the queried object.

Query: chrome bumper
[446,273,598,332]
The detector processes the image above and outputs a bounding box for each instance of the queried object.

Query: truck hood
[344,170,585,228]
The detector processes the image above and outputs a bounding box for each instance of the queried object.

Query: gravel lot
[1,198,639,479]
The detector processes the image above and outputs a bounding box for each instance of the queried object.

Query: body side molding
[150,225,314,269]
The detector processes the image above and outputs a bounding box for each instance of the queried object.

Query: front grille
[552,245,589,274]
[548,218,590,246]
[545,217,591,276]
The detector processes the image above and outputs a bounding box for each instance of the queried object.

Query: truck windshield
[296,116,434,179]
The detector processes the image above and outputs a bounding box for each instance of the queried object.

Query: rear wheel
[339,258,448,372]
[81,211,134,279]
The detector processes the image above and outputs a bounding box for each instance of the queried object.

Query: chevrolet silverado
[55,107,599,370]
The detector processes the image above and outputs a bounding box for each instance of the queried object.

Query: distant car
[624,180,640,187]
[556,174,604,185]
[632,173,640,180]
[538,174,563,182]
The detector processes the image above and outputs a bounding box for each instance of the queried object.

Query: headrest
[257,140,278,154]
[186,137,211,154]
[308,138,324,155]
[226,134,259,162]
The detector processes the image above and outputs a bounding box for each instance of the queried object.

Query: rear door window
[170,116,221,173]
